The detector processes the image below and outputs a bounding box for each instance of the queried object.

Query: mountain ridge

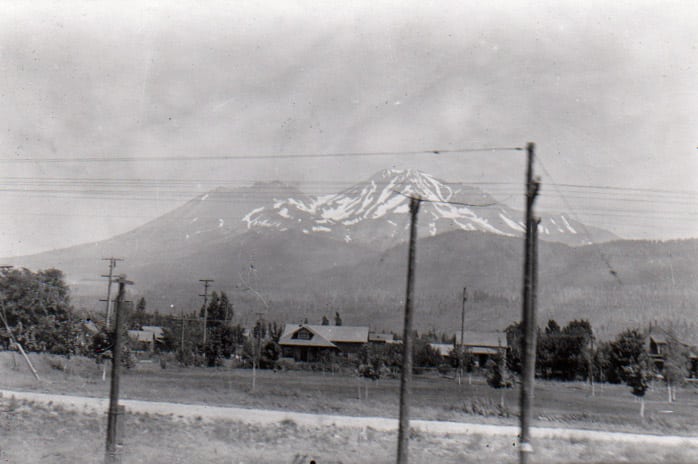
[243,168,618,247]
[7,169,694,336]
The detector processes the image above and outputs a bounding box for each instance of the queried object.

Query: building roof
[279,324,369,347]
[82,320,100,335]
[369,332,395,343]
[454,331,506,348]
[430,342,503,357]
[429,343,454,357]
[141,326,164,340]
[128,330,155,343]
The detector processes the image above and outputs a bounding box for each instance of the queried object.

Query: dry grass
[2,395,698,464]
[3,352,698,463]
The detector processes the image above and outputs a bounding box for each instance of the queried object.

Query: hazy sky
[1,1,697,257]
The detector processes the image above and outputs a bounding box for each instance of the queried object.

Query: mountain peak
[242,169,614,247]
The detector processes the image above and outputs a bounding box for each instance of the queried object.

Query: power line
[0,146,524,164]
[535,156,622,283]
[391,189,500,208]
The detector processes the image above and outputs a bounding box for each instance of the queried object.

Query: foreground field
[2,352,698,462]
[3,393,698,464]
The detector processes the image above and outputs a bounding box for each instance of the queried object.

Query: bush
[275,358,296,371]
[457,397,511,417]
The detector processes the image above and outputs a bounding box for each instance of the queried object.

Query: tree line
[1,267,694,403]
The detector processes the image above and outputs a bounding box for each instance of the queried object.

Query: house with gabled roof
[647,327,669,371]
[128,329,156,352]
[279,324,369,362]
[646,325,698,379]
[453,331,507,367]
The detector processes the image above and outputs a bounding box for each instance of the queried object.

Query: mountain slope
[243,169,617,247]
[271,232,698,337]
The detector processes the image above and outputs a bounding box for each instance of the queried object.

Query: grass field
[2,352,698,463]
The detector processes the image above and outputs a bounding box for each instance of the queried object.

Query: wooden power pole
[519,142,540,464]
[106,274,132,463]
[199,279,214,346]
[397,196,420,464]
[101,257,123,329]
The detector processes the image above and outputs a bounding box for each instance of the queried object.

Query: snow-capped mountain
[242,169,615,247]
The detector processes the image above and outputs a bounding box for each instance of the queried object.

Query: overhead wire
[0,146,524,164]
[535,156,622,283]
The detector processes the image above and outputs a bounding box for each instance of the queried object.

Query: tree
[130,297,147,329]
[259,340,281,369]
[545,319,561,335]
[486,352,513,407]
[608,329,646,384]
[203,292,221,328]
[0,267,76,354]
[268,321,283,342]
[334,312,343,326]
[449,346,473,372]
[505,322,524,374]
[200,291,237,366]
[414,340,442,368]
[321,315,330,326]
[625,364,651,418]
[554,320,593,381]
[219,292,234,323]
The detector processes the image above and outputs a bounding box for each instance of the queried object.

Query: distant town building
[279,324,369,362]
[368,332,395,344]
[128,325,164,352]
[452,331,507,367]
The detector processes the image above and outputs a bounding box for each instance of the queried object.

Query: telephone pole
[519,142,540,464]
[199,279,214,345]
[459,286,467,385]
[252,311,265,392]
[460,287,467,349]
[100,258,123,329]
[397,196,420,464]
[106,274,133,463]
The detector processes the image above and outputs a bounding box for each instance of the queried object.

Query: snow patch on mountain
[500,213,524,232]
[561,215,577,234]
[239,169,611,246]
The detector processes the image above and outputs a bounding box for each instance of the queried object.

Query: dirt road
[3,388,697,447]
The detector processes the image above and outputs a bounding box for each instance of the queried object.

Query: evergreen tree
[130,297,147,329]
[505,322,524,374]
[205,292,221,327]
[219,291,233,323]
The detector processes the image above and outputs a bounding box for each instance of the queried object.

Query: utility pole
[199,279,214,346]
[519,142,540,464]
[397,196,420,464]
[459,286,468,384]
[252,311,265,392]
[101,258,123,329]
[0,304,40,381]
[180,307,186,357]
[106,274,132,463]
[588,333,595,397]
